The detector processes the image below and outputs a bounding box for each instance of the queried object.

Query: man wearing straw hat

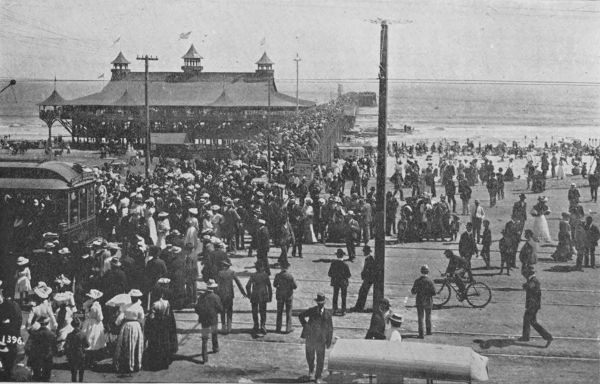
[411,265,436,339]
[273,261,297,334]
[194,279,223,364]
[298,292,333,384]
[215,260,246,334]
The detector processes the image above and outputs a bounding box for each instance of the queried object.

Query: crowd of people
[1,92,599,381]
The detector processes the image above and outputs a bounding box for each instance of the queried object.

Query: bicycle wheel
[465,282,492,308]
[433,281,451,308]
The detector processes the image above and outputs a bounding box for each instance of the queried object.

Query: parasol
[106,293,131,307]
[179,172,195,181]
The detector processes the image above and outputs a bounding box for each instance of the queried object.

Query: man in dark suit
[101,258,129,305]
[411,264,436,339]
[351,245,376,312]
[298,293,334,384]
[0,284,22,381]
[145,245,168,308]
[328,249,351,316]
[504,216,521,268]
[25,316,57,382]
[255,219,271,275]
[518,266,553,347]
[273,261,297,334]
[246,262,272,335]
[194,279,223,363]
[584,216,599,268]
[215,260,246,334]
[459,222,478,268]
[512,193,528,239]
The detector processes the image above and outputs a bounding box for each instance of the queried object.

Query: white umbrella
[106,293,131,307]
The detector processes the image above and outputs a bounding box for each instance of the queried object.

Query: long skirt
[114,321,144,373]
[533,215,552,243]
[81,319,107,351]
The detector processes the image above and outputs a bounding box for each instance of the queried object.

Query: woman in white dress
[14,256,32,305]
[145,199,157,246]
[81,289,107,366]
[303,198,317,244]
[27,282,57,331]
[114,289,145,373]
[557,158,566,180]
[156,212,170,249]
[531,196,552,243]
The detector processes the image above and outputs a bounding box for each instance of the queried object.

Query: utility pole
[136,54,158,178]
[267,76,272,181]
[294,53,301,113]
[374,21,388,309]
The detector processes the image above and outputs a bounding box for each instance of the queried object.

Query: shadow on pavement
[493,287,522,292]
[473,338,544,349]
[544,265,580,273]
[173,353,204,365]
[312,258,335,263]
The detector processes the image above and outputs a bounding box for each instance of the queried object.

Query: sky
[0,0,599,84]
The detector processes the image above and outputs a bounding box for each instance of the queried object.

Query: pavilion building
[38,46,315,150]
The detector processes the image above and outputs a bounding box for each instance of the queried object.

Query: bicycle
[433,275,492,308]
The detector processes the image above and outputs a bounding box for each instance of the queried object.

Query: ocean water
[0,80,598,145]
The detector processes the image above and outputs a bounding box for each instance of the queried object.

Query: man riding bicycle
[443,249,473,300]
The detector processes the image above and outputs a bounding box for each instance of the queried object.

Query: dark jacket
[101,267,129,301]
[256,225,270,253]
[216,269,246,301]
[523,276,541,312]
[246,271,272,303]
[0,299,22,338]
[25,326,57,366]
[298,305,333,347]
[411,275,436,308]
[145,257,168,292]
[512,201,527,223]
[328,259,351,287]
[446,254,469,275]
[458,231,478,257]
[194,291,223,327]
[273,270,297,300]
[365,310,386,340]
[64,328,89,369]
[360,255,377,283]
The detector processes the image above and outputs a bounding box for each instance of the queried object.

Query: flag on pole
[260,37,266,46]
[179,31,192,39]
[98,73,105,79]
[112,36,121,45]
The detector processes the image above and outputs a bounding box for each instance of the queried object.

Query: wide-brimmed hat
[44,242,56,249]
[107,242,121,251]
[34,282,52,299]
[314,292,326,303]
[336,248,346,258]
[188,208,198,215]
[57,247,71,255]
[420,264,430,274]
[37,316,50,326]
[54,274,71,286]
[158,211,169,218]
[363,245,371,254]
[206,279,218,289]
[110,257,122,267]
[16,256,29,266]
[171,246,182,254]
[519,193,526,199]
[157,277,171,285]
[211,205,220,211]
[389,313,403,327]
[86,289,103,300]
[128,289,143,297]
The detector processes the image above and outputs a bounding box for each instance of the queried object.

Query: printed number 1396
[1,335,23,345]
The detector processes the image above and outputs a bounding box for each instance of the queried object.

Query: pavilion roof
[111,51,130,65]
[37,90,66,106]
[255,52,274,65]
[62,72,314,108]
[182,44,203,60]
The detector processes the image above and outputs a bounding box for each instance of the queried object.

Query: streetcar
[0,160,97,244]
